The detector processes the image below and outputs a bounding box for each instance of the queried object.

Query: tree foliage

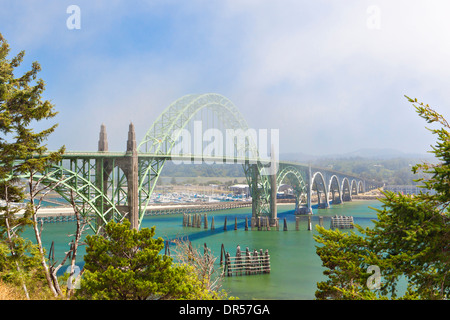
[0,32,65,298]
[76,220,230,300]
[314,97,449,300]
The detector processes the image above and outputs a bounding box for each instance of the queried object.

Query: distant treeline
[161,161,245,178]
[312,157,434,185]
[160,157,434,186]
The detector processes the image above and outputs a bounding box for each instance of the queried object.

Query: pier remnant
[183,214,323,231]
[223,245,270,277]
[330,215,354,230]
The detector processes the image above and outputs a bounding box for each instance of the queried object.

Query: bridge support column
[269,168,277,226]
[307,164,312,214]
[251,164,260,220]
[126,123,140,230]
[269,145,277,226]
[96,124,109,232]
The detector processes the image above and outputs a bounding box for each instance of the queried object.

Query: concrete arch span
[341,177,352,201]
[311,171,329,208]
[277,166,308,208]
[327,175,342,205]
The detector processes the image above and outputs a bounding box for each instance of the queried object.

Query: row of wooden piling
[37,215,82,224]
[223,245,270,277]
[163,240,270,277]
[182,213,325,231]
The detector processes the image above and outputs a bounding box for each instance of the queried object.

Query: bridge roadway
[47,148,380,224]
[30,134,381,233]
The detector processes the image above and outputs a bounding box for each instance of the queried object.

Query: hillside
[159,149,435,186]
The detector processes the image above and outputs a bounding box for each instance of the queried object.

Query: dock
[17,201,252,224]
[145,201,251,216]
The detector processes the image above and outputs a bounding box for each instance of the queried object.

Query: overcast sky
[1,0,449,157]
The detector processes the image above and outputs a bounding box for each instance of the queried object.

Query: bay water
[21,199,382,300]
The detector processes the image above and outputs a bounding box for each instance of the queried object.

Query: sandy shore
[18,201,254,217]
[13,193,379,217]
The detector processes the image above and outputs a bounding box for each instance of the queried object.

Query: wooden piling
[224,217,227,231]
[234,217,238,230]
[220,243,225,266]
[204,214,208,229]
[224,247,270,276]
[264,249,270,273]
[165,240,171,256]
[211,216,215,230]
[295,216,300,231]
[226,252,231,277]
[283,217,288,231]
[308,215,312,231]
[245,217,248,231]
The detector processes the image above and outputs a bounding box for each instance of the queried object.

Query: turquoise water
[21,200,382,300]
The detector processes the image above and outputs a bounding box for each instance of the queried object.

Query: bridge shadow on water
[163,208,310,245]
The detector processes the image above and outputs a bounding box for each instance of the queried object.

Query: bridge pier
[306,164,313,214]
[126,123,139,230]
[269,145,277,226]
[251,164,260,219]
[96,123,140,230]
[249,160,278,228]
[96,124,109,231]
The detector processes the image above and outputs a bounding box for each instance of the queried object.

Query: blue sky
[1,0,449,157]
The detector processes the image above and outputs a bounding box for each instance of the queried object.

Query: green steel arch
[277,166,306,190]
[276,165,307,209]
[136,93,272,221]
[138,93,252,155]
[16,158,128,233]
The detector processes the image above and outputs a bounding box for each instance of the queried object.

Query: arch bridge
[11,93,382,232]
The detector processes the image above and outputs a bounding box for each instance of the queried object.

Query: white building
[229,184,249,195]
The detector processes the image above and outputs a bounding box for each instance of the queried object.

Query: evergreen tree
[314,96,449,300]
[0,33,65,297]
[77,220,229,300]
